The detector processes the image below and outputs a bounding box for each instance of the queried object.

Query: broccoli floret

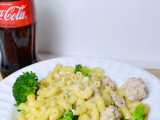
[12,72,39,106]
[74,64,91,76]
[58,109,78,120]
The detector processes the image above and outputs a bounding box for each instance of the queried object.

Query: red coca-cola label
[0,0,35,28]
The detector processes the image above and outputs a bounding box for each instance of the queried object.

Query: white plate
[0,57,160,120]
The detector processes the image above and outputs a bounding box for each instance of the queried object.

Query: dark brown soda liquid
[0,0,38,78]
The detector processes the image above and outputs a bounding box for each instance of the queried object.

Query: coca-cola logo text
[0,5,27,21]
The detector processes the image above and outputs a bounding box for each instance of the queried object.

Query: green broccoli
[12,72,39,106]
[74,64,91,76]
[58,109,78,120]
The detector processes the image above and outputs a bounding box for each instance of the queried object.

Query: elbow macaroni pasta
[17,64,149,120]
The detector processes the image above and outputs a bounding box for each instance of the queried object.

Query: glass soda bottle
[0,0,38,78]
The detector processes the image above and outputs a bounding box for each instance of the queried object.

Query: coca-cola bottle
[0,0,38,78]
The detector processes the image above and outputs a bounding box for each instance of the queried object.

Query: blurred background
[35,0,160,68]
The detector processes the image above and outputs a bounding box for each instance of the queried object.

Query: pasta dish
[15,64,149,120]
